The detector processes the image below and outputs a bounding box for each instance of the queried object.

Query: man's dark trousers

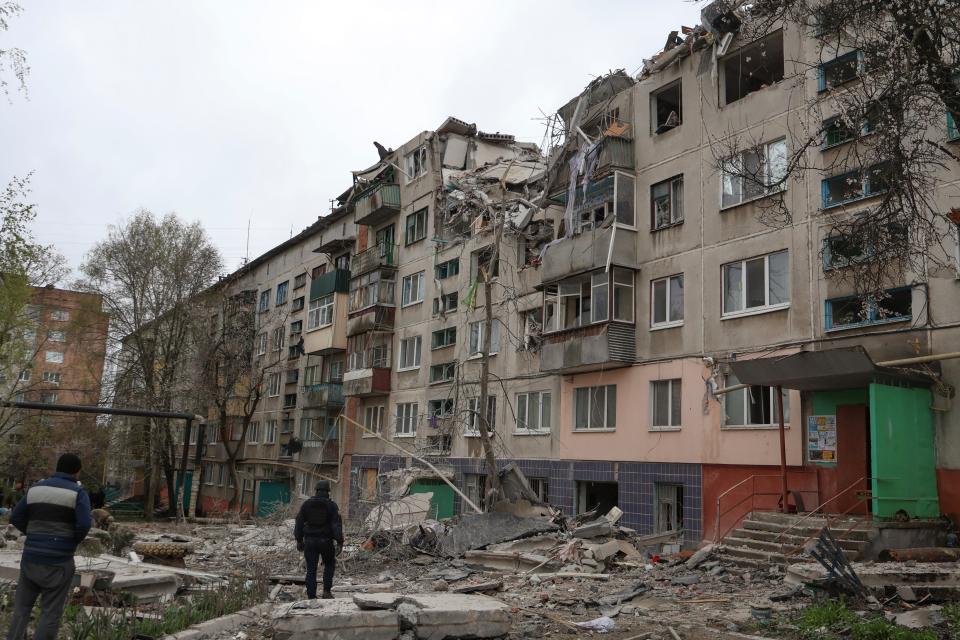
[6,559,75,640]
[303,537,336,598]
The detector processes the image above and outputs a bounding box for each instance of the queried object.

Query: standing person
[6,454,92,640]
[294,480,343,599]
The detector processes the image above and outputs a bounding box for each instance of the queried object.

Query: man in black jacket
[294,480,343,599]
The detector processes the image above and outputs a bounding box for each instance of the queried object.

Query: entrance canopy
[727,346,933,391]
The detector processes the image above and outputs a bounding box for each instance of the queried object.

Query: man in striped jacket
[6,453,92,640]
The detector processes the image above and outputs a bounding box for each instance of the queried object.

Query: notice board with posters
[807,415,837,463]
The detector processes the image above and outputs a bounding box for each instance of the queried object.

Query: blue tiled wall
[348,455,703,546]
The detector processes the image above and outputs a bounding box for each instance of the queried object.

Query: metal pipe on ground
[879,548,960,562]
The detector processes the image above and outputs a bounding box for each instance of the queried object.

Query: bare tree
[703,1,960,302]
[0,2,28,99]
[188,286,289,511]
[77,210,222,518]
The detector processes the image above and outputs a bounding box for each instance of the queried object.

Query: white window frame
[650,379,682,431]
[265,420,277,444]
[363,405,385,437]
[44,351,64,364]
[18,369,31,382]
[404,146,428,182]
[720,138,787,209]
[47,330,66,343]
[41,391,58,404]
[395,402,418,437]
[429,362,455,384]
[722,373,790,429]
[401,271,425,307]
[651,175,684,230]
[42,371,62,385]
[468,320,500,357]
[650,274,684,329]
[515,391,551,434]
[308,294,334,330]
[405,208,427,245]
[247,421,259,445]
[573,385,617,431]
[466,396,496,437]
[256,332,268,356]
[267,372,281,397]
[721,250,790,318]
[50,310,70,322]
[397,335,422,371]
[272,326,284,351]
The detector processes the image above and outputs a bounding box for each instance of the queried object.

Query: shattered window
[614,172,635,227]
[818,50,860,92]
[652,80,682,133]
[466,396,497,434]
[435,258,459,279]
[429,363,455,384]
[821,163,890,208]
[721,138,787,208]
[651,176,683,229]
[822,115,858,148]
[471,246,499,280]
[723,373,789,428]
[431,326,456,349]
[404,146,428,182]
[432,292,458,316]
[723,30,785,104]
[825,287,912,330]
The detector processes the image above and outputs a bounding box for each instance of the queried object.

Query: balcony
[304,296,349,355]
[301,383,345,408]
[350,243,398,276]
[354,184,401,227]
[553,136,634,194]
[310,269,351,300]
[347,305,395,337]
[540,322,636,374]
[343,367,391,397]
[541,223,637,283]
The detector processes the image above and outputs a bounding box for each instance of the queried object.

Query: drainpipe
[776,385,788,514]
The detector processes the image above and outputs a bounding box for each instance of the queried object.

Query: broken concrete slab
[485,533,560,554]
[894,606,944,629]
[439,512,558,556]
[365,493,434,532]
[272,599,399,640]
[572,520,617,539]
[463,550,556,573]
[591,539,624,562]
[686,544,716,569]
[398,593,512,640]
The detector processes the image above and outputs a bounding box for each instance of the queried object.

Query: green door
[257,481,291,517]
[409,479,455,520]
[869,384,940,518]
[174,471,192,513]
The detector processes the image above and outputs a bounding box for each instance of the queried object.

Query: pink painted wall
[557,357,804,466]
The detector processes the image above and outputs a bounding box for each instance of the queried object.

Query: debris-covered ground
[0,498,958,639]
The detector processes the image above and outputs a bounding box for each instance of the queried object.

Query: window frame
[468,319,500,357]
[721,29,785,105]
[650,274,684,329]
[650,379,682,431]
[720,138,788,209]
[47,330,66,343]
[651,79,682,134]
[247,421,259,445]
[363,405,385,436]
[292,296,305,312]
[721,250,790,318]
[429,362,456,384]
[405,208,428,245]
[435,258,460,280]
[515,391,552,434]
[722,372,790,429]
[401,271,426,307]
[264,420,277,444]
[404,146,428,182]
[651,175,684,230]
[466,396,497,437]
[276,281,289,306]
[259,290,270,312]
[44,351,64,364]
[821,164,890,209]
[395,402,419,437]
[50,310,70,322]
[817,50,862,92]
[432,291,458,316]
[824,286,913,331]
[294,273,307,289]
[573,385,617,431]
[267,372,281,397]
[431,326,456,350]
[397,335,422,371]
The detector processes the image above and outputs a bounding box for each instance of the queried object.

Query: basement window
[723,30,784,105]
[652,80,682,134]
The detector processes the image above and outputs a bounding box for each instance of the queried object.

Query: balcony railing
[350,243,398,276]
[302,382,345,407]
[354,184,401,226]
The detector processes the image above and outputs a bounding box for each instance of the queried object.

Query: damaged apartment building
[158,2,960,546]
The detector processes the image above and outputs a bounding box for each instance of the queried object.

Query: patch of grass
[944,604,960,636]
[793,600,941,640]
[796,599,860,637]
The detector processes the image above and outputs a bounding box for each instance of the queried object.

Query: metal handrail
[780,490,874,560]
[771,476,871,547]
[714,474,781,542]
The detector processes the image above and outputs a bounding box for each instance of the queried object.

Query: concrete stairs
[719,511,872,568]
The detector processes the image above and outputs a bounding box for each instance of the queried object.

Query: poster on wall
[807,415,837,463]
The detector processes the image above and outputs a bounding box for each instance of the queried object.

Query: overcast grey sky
[1,1,703,276]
